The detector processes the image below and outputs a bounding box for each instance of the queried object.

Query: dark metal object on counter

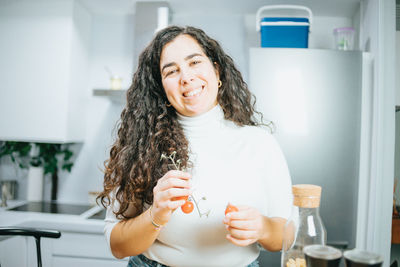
[0,180,18,207]
[1,183,8,207]
[9,201,92,215]
[88,208,106,220]
[343,249,383,267]
[304,245,342,267]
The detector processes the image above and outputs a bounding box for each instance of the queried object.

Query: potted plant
[0,141,74,201]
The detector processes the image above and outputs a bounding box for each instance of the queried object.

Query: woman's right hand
[151,170,192,225]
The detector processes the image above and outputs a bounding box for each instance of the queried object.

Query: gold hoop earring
[166,102,172,107]
[218,80,222,88]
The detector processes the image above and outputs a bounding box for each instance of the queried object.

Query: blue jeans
[128,254,259,267]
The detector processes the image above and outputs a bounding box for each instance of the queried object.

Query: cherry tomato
[181,201,194,214]
[173,195,188,201]
[172,187,189,201]
[225,203,238,215]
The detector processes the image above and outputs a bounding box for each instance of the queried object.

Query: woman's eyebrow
[184,53,203,60]
[161,53,204,73]
[161,62,176,73]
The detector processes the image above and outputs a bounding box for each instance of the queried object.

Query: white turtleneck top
[104,105,292,267]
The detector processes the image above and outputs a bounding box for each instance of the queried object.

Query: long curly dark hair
[98,25,269,219]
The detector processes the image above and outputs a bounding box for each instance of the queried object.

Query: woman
[98,25,292,267]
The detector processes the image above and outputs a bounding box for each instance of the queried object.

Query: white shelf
[92,89,127,104]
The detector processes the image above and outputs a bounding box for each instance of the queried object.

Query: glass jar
[304,245,342,267]
[110,75,122,90]
[343,249,383,267]
[281,184,327,267]
[333,27,355,51]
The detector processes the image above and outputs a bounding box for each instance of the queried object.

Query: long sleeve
[264,134,293,220]
[103,194,121,251]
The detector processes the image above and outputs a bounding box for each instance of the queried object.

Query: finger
[226,227,258,240]
[152,199,186,224]
[168,199,186,210]
[225,208,259,221]
[162,170,191,180]
[227,219,257,231]
[226,234,256,247]
[159,177,192,191]
[156,199,186,209]
[235,205,252,210]
[158,187,192,201]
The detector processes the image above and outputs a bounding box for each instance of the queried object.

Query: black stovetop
[9,201,92,216]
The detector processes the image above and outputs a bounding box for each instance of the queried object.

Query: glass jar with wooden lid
[281,184,327,267]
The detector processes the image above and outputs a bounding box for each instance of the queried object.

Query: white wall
[89,14,135,90]
[67,1,92,141]
[395,31,400,204]
[173,13,248,79]
[58,14,135,203]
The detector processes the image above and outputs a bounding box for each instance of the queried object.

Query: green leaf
[62,163,73,172]
[0,141,75,175]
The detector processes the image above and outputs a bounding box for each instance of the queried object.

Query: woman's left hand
[223,205,266,247]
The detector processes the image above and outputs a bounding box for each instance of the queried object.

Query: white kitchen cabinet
[0,0,90,143]
[50,232,128,267]
[0,236,28,267]
[0,231,127,267]
[52,232,117,259]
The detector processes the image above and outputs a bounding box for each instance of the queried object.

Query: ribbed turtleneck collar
[177,105,225,138]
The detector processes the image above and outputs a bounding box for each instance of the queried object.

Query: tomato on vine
[181,201,194,213]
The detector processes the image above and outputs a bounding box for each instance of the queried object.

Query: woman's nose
[180,67,195,85]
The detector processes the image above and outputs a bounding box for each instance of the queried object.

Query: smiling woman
[97,25,292,267]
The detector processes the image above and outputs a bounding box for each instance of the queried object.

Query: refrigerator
[249,48,366,265]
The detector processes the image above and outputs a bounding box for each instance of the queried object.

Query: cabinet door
[0,236,28,267]
[51,232,128,267]
[0,0,88,143]
[52,232,116,259]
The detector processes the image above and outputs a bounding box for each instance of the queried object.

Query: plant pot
[27,166,44,201]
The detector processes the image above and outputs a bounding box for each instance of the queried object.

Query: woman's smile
[183,85,204,98]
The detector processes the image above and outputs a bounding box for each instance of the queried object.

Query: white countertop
[0,200,105,234]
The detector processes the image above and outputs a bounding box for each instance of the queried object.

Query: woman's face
[160,34,219,117]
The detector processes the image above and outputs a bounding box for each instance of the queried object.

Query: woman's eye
[190,60,201,66]
[165,69,177,77]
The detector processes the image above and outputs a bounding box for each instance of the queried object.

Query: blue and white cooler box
[256,5,312,48]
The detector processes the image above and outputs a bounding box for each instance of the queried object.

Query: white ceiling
[80,0,361,18]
